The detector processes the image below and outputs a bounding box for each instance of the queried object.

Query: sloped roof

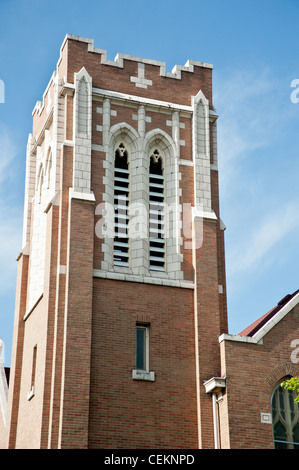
[239,289,299,337]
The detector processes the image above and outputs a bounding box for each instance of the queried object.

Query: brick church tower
[4,35,228,448]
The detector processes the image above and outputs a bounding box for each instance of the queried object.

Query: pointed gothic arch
[144,128,182,277]
[271,377,299,448]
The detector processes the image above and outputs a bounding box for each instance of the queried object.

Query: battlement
[55,34,213,108]
[60,34,213,79]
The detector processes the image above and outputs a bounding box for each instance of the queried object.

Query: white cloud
[214,67,291,198]
[227,201,299,278]
[0,125,19,184]
[214,66,299,285]
[0,125,23,293]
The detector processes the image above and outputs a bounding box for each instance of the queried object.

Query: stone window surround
[100,119,184,281]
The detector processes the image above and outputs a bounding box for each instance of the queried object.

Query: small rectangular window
[133,324,155,382]
[136,326,147,371]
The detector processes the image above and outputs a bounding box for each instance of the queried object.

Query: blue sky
[0,0,298,366]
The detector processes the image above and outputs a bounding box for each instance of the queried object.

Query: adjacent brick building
[0,35,298,449]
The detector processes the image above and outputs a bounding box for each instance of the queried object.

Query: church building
[0,35,298,449]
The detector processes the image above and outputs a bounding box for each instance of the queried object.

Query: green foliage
[281,377,299,404]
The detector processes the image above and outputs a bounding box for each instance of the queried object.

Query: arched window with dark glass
[149,149,165,272]
[271,379,299,448]
[114,142,130,267]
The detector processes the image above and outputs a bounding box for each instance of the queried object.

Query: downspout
[212,392,220,449]
[204,376,226,449]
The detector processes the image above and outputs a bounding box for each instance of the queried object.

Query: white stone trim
[130,62,153,89]
[73,67,93,195]
[179,159,194,166]
[93,269,194,289]
[132,370,155,382]
[58,265,67,275]
[92,86,193,113]
[212,119,218,169]
[192,90,212,212]
[132,113,151,123]
[192,207,217,221]
[219,292,299,345]
[261,412,272,424]
[32,70,56,116]
[219,333,262,345]
[27,386,35,401]
[253,292,299,343]
[92,143,104,152]
[204,376,226,394]
[22,133,35,248]
[27,126,57,313]
[69,188,96,203]
[61,140,74,148]
[220,219,226,231]
[62,82,217,122]
[24,294,43,321]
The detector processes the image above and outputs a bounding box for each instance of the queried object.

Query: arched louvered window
[114,142,130,267]
[271,380,299,448]
[149,149,165,272]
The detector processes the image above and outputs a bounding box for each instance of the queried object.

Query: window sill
[132,369,155,382]
[23,294,43,321]
[27,386,35,401]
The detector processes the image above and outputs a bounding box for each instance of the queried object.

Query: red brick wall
[90,279,197,448]
[47,143,73,448]
[6,253,28,448]
[219,303,299,449]
[58,198,95,449]
[63,38,213,107]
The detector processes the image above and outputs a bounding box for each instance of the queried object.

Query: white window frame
[132,324,155,382]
